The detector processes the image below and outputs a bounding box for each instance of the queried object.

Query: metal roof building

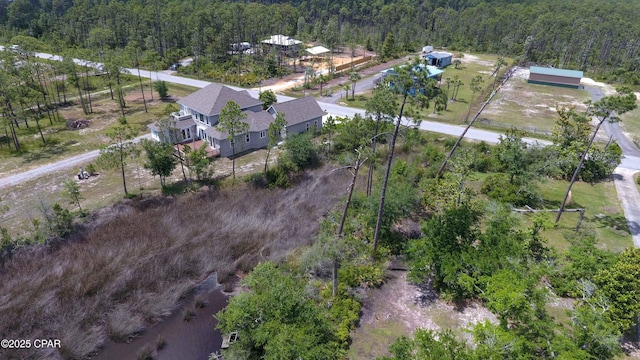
[528,66,583,88]
[380,64,444,79]
[306,46,330,56]
[424,52,452,68]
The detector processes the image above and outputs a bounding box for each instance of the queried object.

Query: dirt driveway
[349,268,497,359]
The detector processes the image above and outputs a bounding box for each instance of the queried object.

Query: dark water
[92,274,229,360]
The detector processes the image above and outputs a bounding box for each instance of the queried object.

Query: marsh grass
[0,167,350,359]
[136,343,155,360]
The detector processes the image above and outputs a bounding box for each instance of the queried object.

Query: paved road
[583,85,640,246]
[0,134,152,189]
[584,85,640,157]
[614,168,640,247]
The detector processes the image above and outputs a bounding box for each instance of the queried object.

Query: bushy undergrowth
[0,167,350,359]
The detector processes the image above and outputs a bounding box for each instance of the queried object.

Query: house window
[314,120,318,128]
[306,123,310,132]
[181,129,191,140]
[260,130,266,138]
[245,133,251,143]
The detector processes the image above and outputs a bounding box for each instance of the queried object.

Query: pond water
[92,274,229,360]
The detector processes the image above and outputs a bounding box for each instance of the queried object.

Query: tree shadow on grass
[593,214,632,234]
[21,139,78,164]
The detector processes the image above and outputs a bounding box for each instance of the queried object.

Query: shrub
[338,260,385,289]
[86,163,98,175]
[107,306,145,342]
[194,294,208,308]
[154,80,169,98]
[280,132,318,172]
[246,167,291,189]
[549,235,617,297]
[265,166,290,188]
[183,308,196,322]
[328,294,361,346]
[155,335,167,350]
[136,343,155,360]
[422,142,445,166]
[481,173,542,207]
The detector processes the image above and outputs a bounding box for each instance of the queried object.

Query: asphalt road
[584,85,640,157]
[0,134,152,189]
[614,168,640,247]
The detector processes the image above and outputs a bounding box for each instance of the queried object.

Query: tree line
[1,0,640,83]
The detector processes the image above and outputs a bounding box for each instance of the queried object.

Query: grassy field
[462,171,631,253]
[0,82,197,176]
[619,104,640,141]
[537,178,631,253]
[481,71,591,135]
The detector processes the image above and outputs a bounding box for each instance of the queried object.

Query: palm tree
[317,74,327,96]
[349,72,361,99]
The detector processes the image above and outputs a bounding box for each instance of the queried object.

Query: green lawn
[465,171,631,253]
[619,104,640,141]
[537,178,631,253]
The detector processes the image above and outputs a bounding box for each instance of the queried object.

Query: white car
[9,45,19,51]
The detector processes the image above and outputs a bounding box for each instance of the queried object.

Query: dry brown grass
[0,167,350,359]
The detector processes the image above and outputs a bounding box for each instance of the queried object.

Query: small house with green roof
[528,66,583,89]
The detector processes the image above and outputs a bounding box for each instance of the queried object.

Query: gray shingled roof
[269,96,325,125]
[245,111,274,132]
[204,111,274,139]
[178,83,263,116]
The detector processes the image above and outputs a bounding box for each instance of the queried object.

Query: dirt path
[258,54,416,104]
[349,269,497,359]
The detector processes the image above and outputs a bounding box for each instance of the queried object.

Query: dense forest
[1,0,640,83]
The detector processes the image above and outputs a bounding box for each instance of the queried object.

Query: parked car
[169,63,181,71]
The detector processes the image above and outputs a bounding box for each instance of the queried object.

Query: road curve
[583,85,640,247]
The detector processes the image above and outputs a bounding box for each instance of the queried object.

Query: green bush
[549,235,617,297]
[422,142,445,166]
[153,81,169,98]
[338,261,385,289]
[246,167,290,189]
[481,173,542,207]
[280,132,318,171]
[329,295,361,346]
[265,167,290,188]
